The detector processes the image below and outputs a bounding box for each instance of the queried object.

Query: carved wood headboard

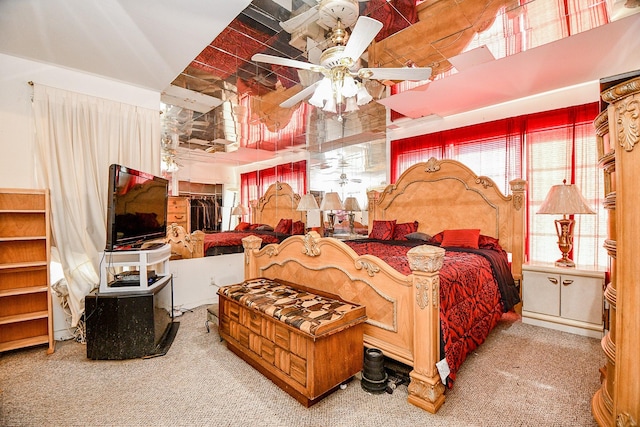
[250,181,304,227]
[367,158,526,279]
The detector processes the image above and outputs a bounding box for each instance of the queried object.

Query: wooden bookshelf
[0,188,54,354]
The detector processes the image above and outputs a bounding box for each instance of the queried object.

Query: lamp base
[555,258,576,268]
[327,212,336,236]
[554,217,576,268]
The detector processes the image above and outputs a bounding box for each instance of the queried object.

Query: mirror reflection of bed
[166,182,306,258]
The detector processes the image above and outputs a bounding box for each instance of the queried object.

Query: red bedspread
[344,240,507,387]
[203,231,280,252]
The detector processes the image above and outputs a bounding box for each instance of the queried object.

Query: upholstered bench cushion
[217,278,364,337]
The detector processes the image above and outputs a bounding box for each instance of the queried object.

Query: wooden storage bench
[217,278,366,407]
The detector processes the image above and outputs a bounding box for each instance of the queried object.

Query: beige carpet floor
[0,306,603,427]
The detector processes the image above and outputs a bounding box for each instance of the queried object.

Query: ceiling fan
[252,0,432,118]
[279,0,369,34]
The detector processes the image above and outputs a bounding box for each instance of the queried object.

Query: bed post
[191,230,205,258]
[241,235,263,279]
[406,244,446,413]
[366,190,380,231]
[509,179,527,291]
[249,199,258,224]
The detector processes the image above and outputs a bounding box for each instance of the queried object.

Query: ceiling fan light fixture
[356,84,373,105]
[323,94,337,113]
[342,74,358,98]
[309,77,332,107]
[344,96,358,113]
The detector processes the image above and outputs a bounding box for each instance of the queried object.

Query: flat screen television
[105,164,169,251]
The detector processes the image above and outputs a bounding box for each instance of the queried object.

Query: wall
[0,53,160,189]
[0,53,162,340]
[168,253,244,313]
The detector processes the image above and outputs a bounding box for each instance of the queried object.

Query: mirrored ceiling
[161,0,638,175]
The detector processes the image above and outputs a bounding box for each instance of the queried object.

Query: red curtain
[391,118,523,195]
[238,93,309,152]
[240,160,307,216]
[526,103,605,267]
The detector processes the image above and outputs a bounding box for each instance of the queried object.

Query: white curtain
[32,84,160,326]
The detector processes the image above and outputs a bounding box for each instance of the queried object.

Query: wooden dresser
[167,196,190,233]
[592,74,640,427]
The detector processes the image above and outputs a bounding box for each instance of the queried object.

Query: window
[391,103,607,269]
[526,104,606,268]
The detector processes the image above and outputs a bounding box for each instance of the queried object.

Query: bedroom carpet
[0,306,602,427]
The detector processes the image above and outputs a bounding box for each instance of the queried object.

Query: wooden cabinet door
[523,270,560,317]
[560,274,603,324]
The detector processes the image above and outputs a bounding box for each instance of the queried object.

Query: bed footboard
[242,232,447,413]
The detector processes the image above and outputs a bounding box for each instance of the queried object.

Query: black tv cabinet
[85,276,178,360]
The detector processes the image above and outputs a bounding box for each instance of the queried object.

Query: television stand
[99,244,170,293]
[86,275,178,360]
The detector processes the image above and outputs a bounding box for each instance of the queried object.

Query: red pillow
[248,223,262,230]
[478,235,504,252]
[428,232,444,245]
[274,218,293,234]
[235,221,250,231]
[292,220,305,235]
[440,229,481,249]
[369,220,397,240]
[393,221,418,240]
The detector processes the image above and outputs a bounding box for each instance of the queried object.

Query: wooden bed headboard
[250,181,304,227]
[368,158,526,279]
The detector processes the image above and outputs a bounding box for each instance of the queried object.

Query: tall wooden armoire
[592,73,640,427]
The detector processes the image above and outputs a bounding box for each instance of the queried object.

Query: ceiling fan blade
[359,66,433,81]
[279,5,319,33]
[279,81,320,108]
[251,53,318,71]
[342,16,383,62]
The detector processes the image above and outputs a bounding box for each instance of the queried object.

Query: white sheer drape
[32,84,160,326]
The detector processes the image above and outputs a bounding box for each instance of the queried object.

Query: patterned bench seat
[217,278,367,406]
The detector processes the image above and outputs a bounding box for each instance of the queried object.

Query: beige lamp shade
[231,205,249,216]
[538,180,594,268]
[343,196,361,212]
[538,181,595,215]
[296,193,319,211]
[319,192,343,211]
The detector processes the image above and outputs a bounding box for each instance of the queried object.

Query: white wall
[169,253,244,312]
[0,53,160,189]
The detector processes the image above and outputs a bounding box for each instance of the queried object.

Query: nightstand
[522,262,605,338]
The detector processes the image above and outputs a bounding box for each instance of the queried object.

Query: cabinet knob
[562,279,573,286]
[547,277,559,285]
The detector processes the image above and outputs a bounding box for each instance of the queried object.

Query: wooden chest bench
[217,278,366,407]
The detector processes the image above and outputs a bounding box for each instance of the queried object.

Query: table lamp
[537,180,595,267]
[319,192,343,236]
[231,204,249,224]
[342,196,361,235]
[296,193,319,232]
